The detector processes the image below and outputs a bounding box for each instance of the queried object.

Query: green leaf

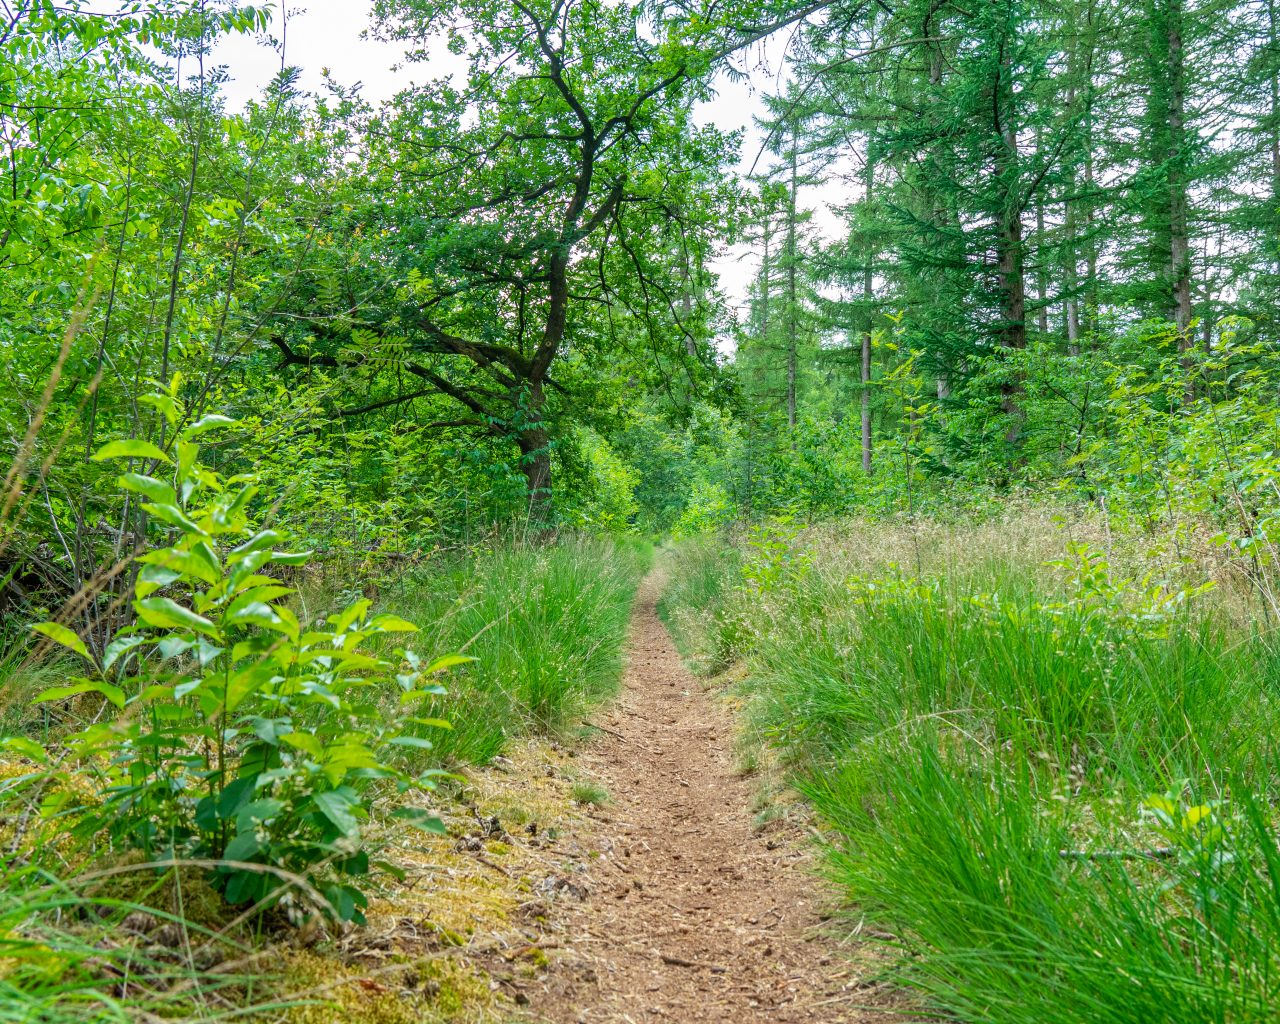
[142,501,204,536]
[229,530,284,559]
[373,859,407,882]
[322,882,366,924]
[226,586,294,612]
[369,614,419,633]
[400,686,449,704]
[33,680,126,710]
[313,788,362,836]
[224,601,282,629]
[391,806,447,835]
[102,634,148,671]
[224,664,272,712]
[235,798,284,833]
[224,832,263,862]
[321,740,380,786]
[223,868,270,905]
[408,717,452,731]
[187,541,222,584]
[388,735,435,750]
[0,737,48,763]
[248,717,289,745]
[132,683,177,704]
[280,731,324,759]
[92,439,171,463]
[332,599,372,633]
[183,413,236,437]
[426,654,477,673]
[136,563,182,599]
[118,473,177,505]
[194,640,226,667]
[138,393,182,426]
[31,622,89,660]
[134,598,218,637]
[157,636,196,661]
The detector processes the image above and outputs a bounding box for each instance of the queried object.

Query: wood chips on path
[530,569,899,1024]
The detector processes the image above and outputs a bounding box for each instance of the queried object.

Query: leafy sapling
[29,388,461,925]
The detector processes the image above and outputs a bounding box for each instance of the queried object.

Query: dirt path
[531,569,882,1023]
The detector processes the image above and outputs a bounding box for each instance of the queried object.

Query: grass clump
[662,515,1280,1024]
[0,864,297,1024]
[570,781,610,807]
[383,538,649,765]
[656,536,743,674]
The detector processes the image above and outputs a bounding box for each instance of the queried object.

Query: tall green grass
[663,522,1280,1024]
[0,864,301,1023]
[381,537,650,764]
[657,536,743,672]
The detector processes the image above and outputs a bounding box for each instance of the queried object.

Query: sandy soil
[529,570,897,1024]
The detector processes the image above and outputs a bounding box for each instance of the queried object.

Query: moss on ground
[264,737,592,1023]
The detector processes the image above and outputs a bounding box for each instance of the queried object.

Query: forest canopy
[5,0,1276,583]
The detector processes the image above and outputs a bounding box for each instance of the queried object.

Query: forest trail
[532,569,882,1023]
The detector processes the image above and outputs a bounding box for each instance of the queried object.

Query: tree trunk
[679,254,698,359]
[1034,126,1049,335]
[1166,1,1194,340]
[760,218,772,340]
[1065,167,1082,355]
[1267,0,1280,274]
[518,383,552,528]
[997,205,1028,443]
[1064,82,1082,358]
[1083,0,1100,338]
[994,45,1028,445]
[785,129,799,439]
[861,148,875,475]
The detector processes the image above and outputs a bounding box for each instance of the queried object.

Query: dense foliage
[5,0,1280,1019]
[729,0,1280,557]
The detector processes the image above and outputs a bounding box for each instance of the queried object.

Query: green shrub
[19,400,450,924]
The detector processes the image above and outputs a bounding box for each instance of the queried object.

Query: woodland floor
[525,569,900,1023]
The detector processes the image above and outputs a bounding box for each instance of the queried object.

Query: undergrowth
[662,513,1280,1024]
[0,403,649,1020]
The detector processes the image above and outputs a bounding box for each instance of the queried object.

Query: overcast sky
[209,0,845,321]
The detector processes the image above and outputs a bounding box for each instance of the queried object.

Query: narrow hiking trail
[531,570,885,1023]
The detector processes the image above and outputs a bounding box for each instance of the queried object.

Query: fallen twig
[584,720,627,741]
[472,853,512,877]
[660,953,728,973]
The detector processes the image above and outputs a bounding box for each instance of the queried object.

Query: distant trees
[732,0,1280,493]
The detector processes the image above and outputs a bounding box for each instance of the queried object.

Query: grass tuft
[570,781,610,807]
[380,537,649,765]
